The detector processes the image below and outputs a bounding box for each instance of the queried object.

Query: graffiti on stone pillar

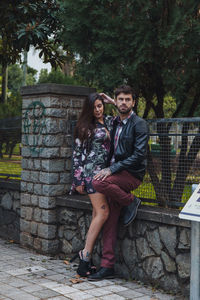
[23,101,47,154]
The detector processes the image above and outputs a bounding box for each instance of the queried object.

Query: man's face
[115,92,135,115]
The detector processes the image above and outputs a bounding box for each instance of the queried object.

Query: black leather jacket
[108,112,149,181]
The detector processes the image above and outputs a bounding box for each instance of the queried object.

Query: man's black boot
[88,267,115,281]
[123,196,141,227]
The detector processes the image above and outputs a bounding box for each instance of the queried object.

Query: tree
[38,68,85,86]
[61,0,200,205]
[38,69,49,83]
[0,0,65,102]
[0,64,37,119]
[7,65,23,94]
[61,0,200,118]
[8,64,37,94]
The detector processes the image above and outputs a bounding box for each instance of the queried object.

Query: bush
[0,92,22,119]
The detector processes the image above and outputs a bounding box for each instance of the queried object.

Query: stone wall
[20,84,95,254]
[0,180,20,241]
[57,195,190,296]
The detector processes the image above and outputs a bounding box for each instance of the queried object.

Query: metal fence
[0,116,199,208]
[71,117,200,208]
[0,117,21,179]
[136,117,200,208]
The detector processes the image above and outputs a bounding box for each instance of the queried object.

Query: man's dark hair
[114,85,136,100]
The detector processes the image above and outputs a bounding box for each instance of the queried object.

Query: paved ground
[0,238,187,300]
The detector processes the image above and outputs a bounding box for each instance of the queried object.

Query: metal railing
[0,117,22,179]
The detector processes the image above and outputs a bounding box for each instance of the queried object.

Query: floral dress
[70,115,113,194]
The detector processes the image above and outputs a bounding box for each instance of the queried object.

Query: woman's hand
[100,93,115,105]
[75,185,86,194]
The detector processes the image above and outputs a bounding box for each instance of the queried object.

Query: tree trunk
[159,130,172,205]
[22,51,27,86]
[171,125,200,202]
[147,122,172,207]
[147,121,200,206]
[147,147,167,207]
[1,63,8,103]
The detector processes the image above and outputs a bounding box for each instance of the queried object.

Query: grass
[0,143,195,205]
[0,143,21,179]
[2,143,21,156]
[1,154,21,161]
[0,157,194,202]
[133,181,192,208]
[0,155,21,180]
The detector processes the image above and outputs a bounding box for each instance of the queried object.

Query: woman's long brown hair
[74,93,105,145]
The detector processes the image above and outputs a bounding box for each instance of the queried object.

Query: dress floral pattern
[70,115,113,194]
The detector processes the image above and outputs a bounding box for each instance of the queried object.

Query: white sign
[179,183,200,222]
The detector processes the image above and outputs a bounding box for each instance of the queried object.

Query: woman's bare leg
[81,192,109,259]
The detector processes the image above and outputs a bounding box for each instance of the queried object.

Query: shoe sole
[88,275,115,281]
[123,199,141,227]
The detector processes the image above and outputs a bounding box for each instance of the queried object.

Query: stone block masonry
[57,195,191,296]
[20,84,95,254]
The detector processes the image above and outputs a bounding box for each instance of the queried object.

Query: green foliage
[0,64,26,117]
[105,104,117,116]
[61,0,200,118]
[7,64,37,94]
[26,73,36,86]
[7,65,23,94]
[0,92,22,119]
[27,66,37,77]
[0,75,11,98]
[0,0,65,68]
[134,181,191,205]
[163,95,177,119]
[38,68,85,86]
[38,69,49,83]
[137,94,176,119]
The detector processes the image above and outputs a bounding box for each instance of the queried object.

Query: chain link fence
[1,116,199,207]
[135,117,200,208]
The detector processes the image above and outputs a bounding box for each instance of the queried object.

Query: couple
[70,85,149,281]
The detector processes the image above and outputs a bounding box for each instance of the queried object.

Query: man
[88,85,149,281]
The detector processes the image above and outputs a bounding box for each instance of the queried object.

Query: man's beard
[117,107,132,114]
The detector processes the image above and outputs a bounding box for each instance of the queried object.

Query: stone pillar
[20,84,95,254]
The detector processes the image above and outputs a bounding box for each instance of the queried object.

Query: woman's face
[93,99,104,121]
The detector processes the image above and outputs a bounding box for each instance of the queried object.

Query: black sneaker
[123,196,141,227]
[88,267,115,281]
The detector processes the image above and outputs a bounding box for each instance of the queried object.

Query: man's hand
[75,185,86,194]
[94,168,111,181]
[100,93,115,105]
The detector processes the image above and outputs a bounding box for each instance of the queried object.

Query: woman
[70,92,114,277]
